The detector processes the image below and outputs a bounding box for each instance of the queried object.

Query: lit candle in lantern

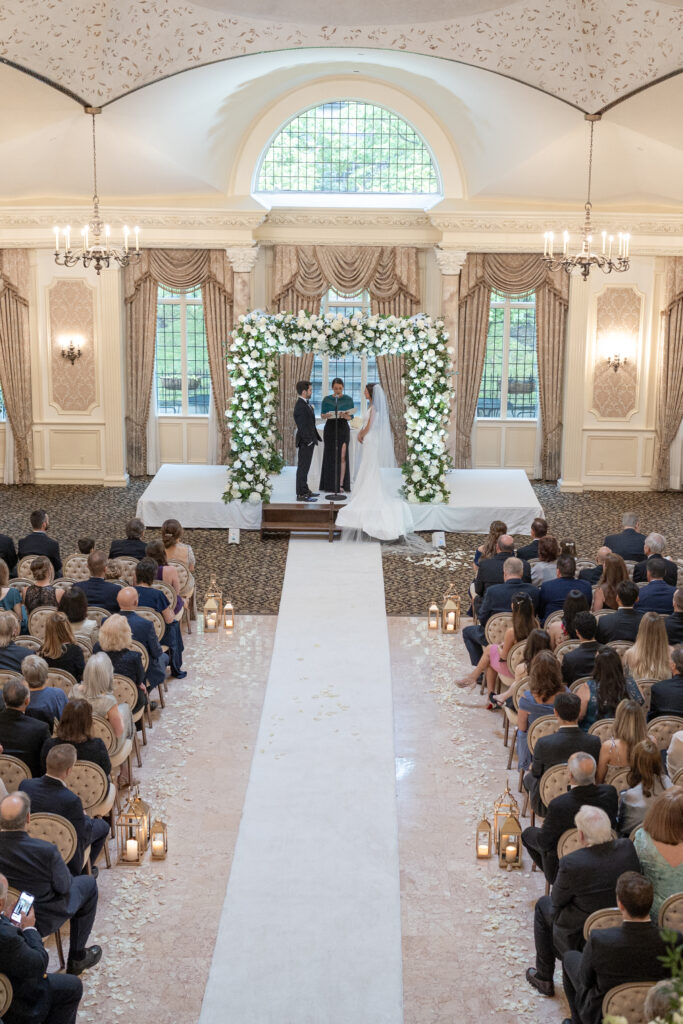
[125,838,139,861]
[151,837,164,856]
[505,842,517,864]
[445,611,456,632]
[206,612,217,629]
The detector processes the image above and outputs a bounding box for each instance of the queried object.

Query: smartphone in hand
[10,891,35,924]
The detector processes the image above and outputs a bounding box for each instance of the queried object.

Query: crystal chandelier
[53,107,141,275]
[542,115,630,281]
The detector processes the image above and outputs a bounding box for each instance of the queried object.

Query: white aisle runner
[198,538,403,1024]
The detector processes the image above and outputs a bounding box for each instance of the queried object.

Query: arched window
[256,100,440,196]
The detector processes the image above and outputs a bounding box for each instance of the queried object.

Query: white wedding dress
[336,385,414,541]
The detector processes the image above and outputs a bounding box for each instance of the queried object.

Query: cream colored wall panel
[32,427,45,471]
[641,435,655,477]
[473,424,502,467]
[187,420,209,464]
[49,428,101,470]
[584,434,638,477]
[504,425,536,469]
[159,420,185,463]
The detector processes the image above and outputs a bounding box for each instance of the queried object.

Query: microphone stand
[325,394,347,502]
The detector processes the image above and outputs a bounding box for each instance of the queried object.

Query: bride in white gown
[336,383,414,541]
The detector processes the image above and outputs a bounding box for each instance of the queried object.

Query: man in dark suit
[632,533,678,587]
[595,581,642,643]
[0,611,31,673]
[462,558,540,665]
[647,645,683,721]
[0,871,83,1024]
[562,871,679,1024]
[293,380,321,502]
[523,693,601,817]
[17,510,62,577]
[526,805,641,999]
[0,532,17,577]
[74,551,121,614]
[474,535,532,599]
[539,555,593,623]
[637,558,675,614]
[515,517,548,561]
[0,793,101,976]
[603,512,646,561]
[0,678,50,778]
[117,587,168,692]
[561,613,605,685]
[19,745,109,877]
[664,588,683,645]
[108,517,148,560]
[522,751,618,885]
[578,547,611,587]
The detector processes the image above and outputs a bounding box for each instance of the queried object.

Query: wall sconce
[59,335,83,365]
[606,354,627,373]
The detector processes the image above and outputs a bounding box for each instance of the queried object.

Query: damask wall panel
[591,286,642,421]
[48,279,98,414]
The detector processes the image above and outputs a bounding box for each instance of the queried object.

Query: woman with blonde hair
[595,699,648,783]
[39,611,85,681]
[592,552,629,612]
[75,651,135,784]
[633,786,683,919]
[96,613,147,711]
[466,520,507,616]
[623,611,672,681]
[24,555,63,613]
[160,518,195,573]
[617,738,673,836]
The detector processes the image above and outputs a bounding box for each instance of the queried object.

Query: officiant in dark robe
[320,378,355,493]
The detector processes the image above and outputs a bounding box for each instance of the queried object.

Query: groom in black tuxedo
[294,381,321,502]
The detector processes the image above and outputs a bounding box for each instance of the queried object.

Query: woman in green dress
[320,377,355,493]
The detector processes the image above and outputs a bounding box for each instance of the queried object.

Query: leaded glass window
[257,101,439,195]
[155,285,210,416]
[311,290,376,415]
[477,291,538,419]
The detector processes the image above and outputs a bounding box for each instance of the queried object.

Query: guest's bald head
[117,587,139,611]
[497,534,515,554]
[597,546,611,564]
[0,793,30,831]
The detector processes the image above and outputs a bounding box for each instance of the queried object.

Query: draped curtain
[456,253,569,479]
[0,250,34,484]
[124,249,233,475]
[652,257,683,490]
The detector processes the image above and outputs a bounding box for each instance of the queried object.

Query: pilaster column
[434,248,468,460]
[225,245,260,323]
[559,276,591,492]
[99,267,127,484]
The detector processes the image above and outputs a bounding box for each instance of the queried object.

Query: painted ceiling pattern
[0,0,681,111]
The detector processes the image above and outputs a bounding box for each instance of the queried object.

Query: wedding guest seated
[0,557,26,632]
[633,786,683,919]
[144,541,184,617]
[73,551,121,614]
[547,590,590,649]
[524,692,601,818]
[17,510,62,577]
[560,540,578,557]
[76,537,95,556]
[462,558,540,666]
[23,557,63,614]
[576,647,644,731]
[134,558,186,678]
[116,587,168,694]
[591,552,629,612]
[632,532,678,587]
[595,699,647,784]
[516,517,548,561]
[19,744,109,877]
[561,612,604,685]
[603,511,647,561]
[57,587,98,643]
[530,536,560,587]
[0,678,50,777]
[561,871,679,1024]
[21,654,67,722]
[667,730,683,778]
[525,805,640,999]
[664,587,683,645]
[0,792,101,975]
[617,738,673,836]
[578,546,611,587]
[0,611,31,673]
[522,752,619,884]
[595,580,642,643]
[40,698,111,777]
[95,614,148,712]
[473,536,532,607]
[108,518,147,561]
[38,612,85,682]
[647,644,683,721]
[623,611,674,682]
[456,592,537,701]
[161,518,196,572]
[637,557,676,615]
[539,555,593,623]
[516,650,565,771]
[472,520,507,571]
[511,628,553,681]
[104,559,123,582]
[644,981,681,1024]
[74,653,135,788]
[0,870,84,1024]
[0,531,17,577]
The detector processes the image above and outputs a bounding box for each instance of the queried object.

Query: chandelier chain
[91,113,98,202]
[586,119,594,210]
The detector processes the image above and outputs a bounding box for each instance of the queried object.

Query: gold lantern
[116,798,146,864]
[441,590,461,634]
[476,815,493,859]
[128,789,151,851]
[493,782,520,853]
[203,576,222,633]
[223,600,235,630]
[150,819,168,860]
[498,814,523,870]
[428,602,440,630]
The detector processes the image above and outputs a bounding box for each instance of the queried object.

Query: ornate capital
[434,248,468,276]
[225,245,259,273]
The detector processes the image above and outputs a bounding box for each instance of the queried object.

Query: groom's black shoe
[306,490,320,497]
[297,494,317,502]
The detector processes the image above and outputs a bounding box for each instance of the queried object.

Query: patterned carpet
[1,479,681,615]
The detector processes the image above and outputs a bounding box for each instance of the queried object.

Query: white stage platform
[137,463,543,533]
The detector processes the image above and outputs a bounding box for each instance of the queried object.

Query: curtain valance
[124,249,233,301]
[459,252,569,303]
